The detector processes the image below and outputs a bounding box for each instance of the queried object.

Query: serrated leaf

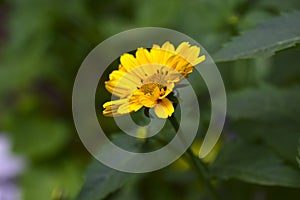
[210,141,300,187]
[213,12,300,62]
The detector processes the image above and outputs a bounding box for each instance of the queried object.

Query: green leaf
[76,134,141,200]
[233,120,300,165]
[227,85,300,122]
[228,86,300,165]
[267,47,300,86]
[257,0,300,13]
[210,140,300,187]
[76,160,136,200]
[297,140,300,168]
[213,11,300,62]
[261,131,300,165]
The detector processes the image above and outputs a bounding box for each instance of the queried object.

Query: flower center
[142,70,168,85]
[140,83,167,97]
[139,67,170,96]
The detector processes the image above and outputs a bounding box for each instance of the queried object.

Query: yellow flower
[103,41,206,118]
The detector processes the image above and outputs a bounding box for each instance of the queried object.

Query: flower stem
[168,116,221,200]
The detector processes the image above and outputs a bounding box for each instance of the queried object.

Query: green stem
[168,116,221,200]
[187,149,221,200]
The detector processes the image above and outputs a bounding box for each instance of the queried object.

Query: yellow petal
[154,98,174,118]
[103,98,143,116]
[117,101,142,114]
[153,42,174,65]
[103,98,128,108]
[120,53,139,72]
[152,44,160,49]
[103,99,129,117]
[108,71,141,86]
[105,82,134,98]
[150,48,163,64]
[139,96,156,107]
[105,67,145,97]
[161,41,175,52]
[176,42,191,57]
[136,48,152,65]
[109,70,140,84]
[185,46,200,62]
[192,55,206,66]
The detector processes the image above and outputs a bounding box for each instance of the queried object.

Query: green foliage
[227,85,300,167]
[297,140,300,168]
[227,85,300,122]
[77,160,135,200]
[213,11,300,62]
[210,140,300,187]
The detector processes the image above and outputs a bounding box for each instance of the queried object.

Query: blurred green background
[1,0,300,200]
